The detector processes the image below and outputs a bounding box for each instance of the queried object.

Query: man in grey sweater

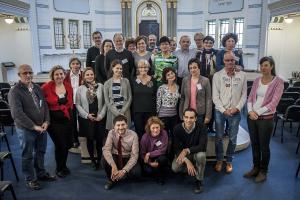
[8,64,56,190]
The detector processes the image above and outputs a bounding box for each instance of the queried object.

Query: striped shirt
[112,82,124,110]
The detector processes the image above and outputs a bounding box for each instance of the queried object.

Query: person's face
[137,39,147,52]
[70,60,81,74]
[53,69,65,84]
[19,66,33,85]
[103,41,113,54]
[112,64,123,77]
[149,35,157,46]
[160,42,170,53]
[128,43,136,52]
[84,70,95,83]
[223,53,236,72]
[194,35,203,49]
[114,120,127,135]
[260,61,273,76]
[137,63,149,75]
[114,35,124,50]
[166,70,176,83]
[189,62,200,76]
[183,111,197,128]
[179,37,191,50]
[170,41,177,52]
[203,40,214,50]
[150,123,161,137]
[225,38,236,50]
[93,33,102,46]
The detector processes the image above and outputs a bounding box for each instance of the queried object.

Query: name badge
[122,58,128,64]
[225,83,231,87]
[155,140,162,147]
[39,100,42,107]
[196,83,202,90]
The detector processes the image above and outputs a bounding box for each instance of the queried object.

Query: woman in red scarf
[42,65,73,178]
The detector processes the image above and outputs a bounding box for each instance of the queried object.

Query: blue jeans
[215,111,241,162]
[16,127,47,181]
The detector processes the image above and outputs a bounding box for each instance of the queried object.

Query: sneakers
[193,180,204,194]
[26,180,41,190]
[225,163,233,173]
[104,180,114,190]
[243,167,260,178]
[38,173,56,182]
[214,161,223,172]
[255,171,267,183]
[69,147,81,154]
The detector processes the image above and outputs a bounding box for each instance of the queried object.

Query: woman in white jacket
[76,67,107,170]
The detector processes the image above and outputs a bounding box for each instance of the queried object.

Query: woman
[132,36,153,75]
[125,38,136,53]
[131,59,157,139]
[95,39,114,84]
[156,67,180,137]
[245,56,284,182]
[179,58,212,125]
[42,65,73,178]
[76,67,107,170]
[216,33,243,71]
[104,59,132,130]
[140,116,168,185]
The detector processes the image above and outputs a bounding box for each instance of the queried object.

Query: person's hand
[114,170,126,181]
[95,115,102,122]
[41,122,48,131]
[229,108,239,115]
[111,164,118,181]
[144,153,150,164]
[204,117,210,124]
[223,109,232,117]
[176,149,188,164]
[149,161,159,168]
[33,125,44,133]
[249,111,258,120]
[87,114,96,121]
[185,159,196,177]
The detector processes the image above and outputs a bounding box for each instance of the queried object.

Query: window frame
[68,19,80,49]
[219,19,230,48]
[53,18,65,49]
[234,18,244,49]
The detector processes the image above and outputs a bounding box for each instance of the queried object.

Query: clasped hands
[111,165,126,182]
[33,122,48,134]
[248,111,259,120]
[223,108,239,117]
[144,153,159,168]
[87,113,101,122]
[176,149,197,177]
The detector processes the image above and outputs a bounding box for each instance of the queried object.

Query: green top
[153,52,178,86]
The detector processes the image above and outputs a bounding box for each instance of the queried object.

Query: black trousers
[102,154,141,180]
[71,105,79,144]
[133,112,155,139]
[160,116,177,159]
[247,117,274,172]
[142,155,168,179]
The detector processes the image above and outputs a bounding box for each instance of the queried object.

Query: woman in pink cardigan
[244,56,284,182]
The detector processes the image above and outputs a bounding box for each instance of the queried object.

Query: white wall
[0,20,32,82]
[267,16,300,80]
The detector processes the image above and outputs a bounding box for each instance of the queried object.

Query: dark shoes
[255,172,267,183]
[56,171,67,178]
[243,167,260,178]
[63,167,71,175]
[104,180,114,190]
[92,162,100,171]
[26,180,41,190]
[193,180,204,194]
[38,173,56,182]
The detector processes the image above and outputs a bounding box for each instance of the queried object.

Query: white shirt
[70,71,80,103]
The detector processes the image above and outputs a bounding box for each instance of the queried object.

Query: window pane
[83,21,91,49]
[219,19,229,48]
[207,20,216,41]
[69,20,79,49]
[53,19,65,49]
[234,18,244,49]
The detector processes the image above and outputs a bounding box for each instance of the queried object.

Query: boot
[255,171,267,183]
[243,167,260,178]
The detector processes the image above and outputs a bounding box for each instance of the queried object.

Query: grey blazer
[76,83,107,120]
[103,78,132,130]
[179,75,212,120]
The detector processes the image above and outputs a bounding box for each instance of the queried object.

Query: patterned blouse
[156,84,180,117]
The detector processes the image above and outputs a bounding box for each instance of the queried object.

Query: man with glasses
[8,64,56,190]
[194,32,205,51]
[86,31,102,70]
[212,52,247,173]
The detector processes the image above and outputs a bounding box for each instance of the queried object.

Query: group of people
[8,31,284,194]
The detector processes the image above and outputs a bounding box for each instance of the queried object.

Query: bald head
[179,35,191,50]
[18,64,32,75]
[18,64,33,85]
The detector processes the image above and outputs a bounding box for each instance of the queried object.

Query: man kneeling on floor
[102,115,141,190]
[172,108,208,194]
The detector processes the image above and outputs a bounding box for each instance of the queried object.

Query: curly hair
[145,116,165,134]
[188,58,201,71]
[161,67,176,84]
[49,65,65,80]
[221,33,238,47]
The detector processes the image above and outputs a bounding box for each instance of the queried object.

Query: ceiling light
[4,16,14,24]
[284,16,293,24]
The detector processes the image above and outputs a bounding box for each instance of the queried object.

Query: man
[172,108,207,194]
[102,115,140,190]
[212,51,247,173]
[86,31,102,70]
[106,33,135,80]
[194,32,205,51]
[174,35,196,85]
[148,34,160,53]
[153,36,178,86]
[8,64,56,190]
[170,38,177,52]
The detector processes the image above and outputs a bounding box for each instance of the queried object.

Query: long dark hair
[101,39,114,55]
[108,59,123,78]
[259,56,276,76]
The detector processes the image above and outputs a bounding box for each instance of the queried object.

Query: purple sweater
[248,76,284,114]
[140,130,168,158]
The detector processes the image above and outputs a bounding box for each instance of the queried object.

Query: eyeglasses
[21,71,33,75]
[224,59,235,62]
